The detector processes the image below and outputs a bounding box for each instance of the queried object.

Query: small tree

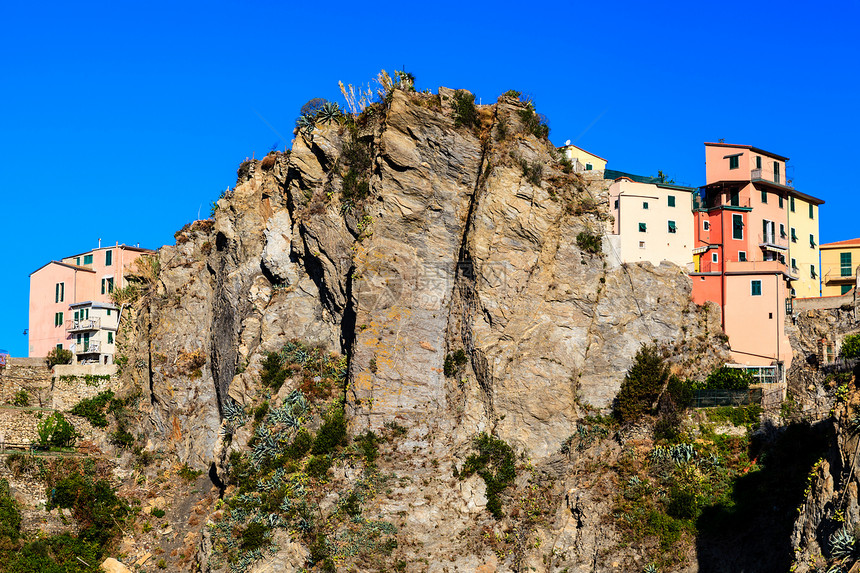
[840,333,860,359]
[37,412,77,448]
[704,366,754,390]
[613,344,670,423]
[45,347,73,368]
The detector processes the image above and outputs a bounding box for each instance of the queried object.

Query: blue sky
[1,1,858,356]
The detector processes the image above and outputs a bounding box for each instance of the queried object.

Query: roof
[30,260,96,276]
[64,244,154,260]
[605,169,696,191]
[559,143,607,162]
[820,238,860,249]
[69,301,118,310]
[704,142,789,162]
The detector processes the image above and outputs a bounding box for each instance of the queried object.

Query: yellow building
[786,191,824,298]
[820,238,860,296]
[558,142,607,173]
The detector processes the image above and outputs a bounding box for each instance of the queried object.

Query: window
[643,202,649,210]
[810,265,817,279]
[779,195,784,208]
[83,254,93,265]
[761,190,768,203]
[668,195,676,207]
[791,228,798,243]
[809,234,816,248]
[791,258,798,270]
[107,309,111,316]
[108,332,113,344]
[75,257,80,265]
[703,220,710,231]
[738,251,746,261]
[668,220,677,233]
[756,156,762,169]
[56,344,63,350]
[55,282,64,303]
[751,280,762,296]
[585,163,593,170]
[732,214,744,240]
[841,252,853,276]
[54,312,63,327]
[614,199,619,209]
[101,277,114,295]
[843,285,854,295]
[780,224,786,239]
[809,204,814,219]
[729,155,740,169]
[639,223,647,232]
[712,252,719,263]
[105,250,113,266]
[790,196,795,212]
[639,241,646,248]
[729,190,740,206]
[774,161,781,184]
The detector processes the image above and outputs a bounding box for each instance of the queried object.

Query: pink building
[29,243,154,362]
[691,143,823,372]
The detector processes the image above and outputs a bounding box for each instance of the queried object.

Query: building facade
[29,243,153,362]
[608,175,695,268]
[558,142,607,173]
[690,143,823,370]
[820,238,860,296]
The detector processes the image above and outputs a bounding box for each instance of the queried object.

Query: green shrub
[444,349,468,377]
[517,104,549,139]
[240,522,269,551]
[519,159,543,186]
[285,428,313,460]
[613,344,670,423]
[0,479,21,544]
[342,169,370,202]
[666,486,699,519]
[667,376,694,409]
[841,333,860,359]
[37,412,77,448]
[47,472,128,545]
[354,431,379,465]
[109,426,134,449]
[312,408,347,455]
[460,433,516,519]
[704,366,754,390]
[69,390,115,428]
[452,90,478,129]
[12,390,29,407]
[306,455,332,479]
[706,405,762,428]
[261,352,287,392]
[576,231,602,254]
[150,508,165,518]
[177,463,203,482]
[45,348,73,368]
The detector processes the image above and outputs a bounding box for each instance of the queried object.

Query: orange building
[690,143,823,372]
[29,243,153,362]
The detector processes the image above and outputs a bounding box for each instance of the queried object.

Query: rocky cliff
[111,86,737,572]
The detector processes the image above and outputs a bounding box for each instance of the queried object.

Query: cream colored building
[786,191,824,298]
[558,142,607,172]
[820,238,860,296]
[608,175,695,268]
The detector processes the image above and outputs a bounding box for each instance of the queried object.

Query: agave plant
[670,443,696,466]
[316,101,343,124]
[223,399,248,427]
[643,564,659,573]
[295,114,315,137]
[829,526,857,559]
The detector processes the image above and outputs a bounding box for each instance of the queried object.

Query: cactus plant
[829,526,856,559]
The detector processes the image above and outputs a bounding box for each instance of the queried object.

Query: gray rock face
[116,87,734,571]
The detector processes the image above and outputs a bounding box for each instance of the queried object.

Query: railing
[66,317,101,332]
[751,168,790,187]
[824,268,857,283]
[724,259,788,273]
[758,233,789,251]
[72,341,101,354]
[694,388,763,408]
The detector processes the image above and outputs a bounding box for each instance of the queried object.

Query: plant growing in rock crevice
[459,433,516,518]
[452,90,478,129]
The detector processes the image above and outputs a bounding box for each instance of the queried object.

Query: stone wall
[0,357,52,408]
[51,364,118,411]
[793,288,857,313]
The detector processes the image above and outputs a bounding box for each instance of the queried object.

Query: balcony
[758,233,789,252]
[824,268,857,284]
[72,341,101,355]
[66,317,101,333]
[724,259,788,274]
[751,168,792,189]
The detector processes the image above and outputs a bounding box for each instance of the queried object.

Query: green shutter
[668,195,675,207]
[843,285,853,295]
[791,228,798,242]
[105,250,112,266]
[101,279,105,295]
[751,280,762,296]
[668,221,677,233]
[761,190,768,203]
[790,197,795,212]
[809,204,814,219]
[809,234,816,248]
[841,252,853,276]
[732,214,743,240]
[83,254,93,265]
[108,332,113,344]
[779,195,784,208]
[639,223,646,232]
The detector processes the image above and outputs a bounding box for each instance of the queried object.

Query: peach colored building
[608,174,695,268]
[691,143,821,371]
[29,243,153,362]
